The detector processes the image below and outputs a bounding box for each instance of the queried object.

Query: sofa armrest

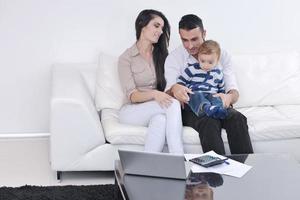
[50,64,105,170]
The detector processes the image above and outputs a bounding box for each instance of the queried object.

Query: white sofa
[50,51,300,173]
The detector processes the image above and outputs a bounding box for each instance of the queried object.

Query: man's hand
[213,93,232,108]
[171,84,194,103]
[214,89,239,108]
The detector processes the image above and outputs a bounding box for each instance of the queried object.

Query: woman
[118,9,183,154]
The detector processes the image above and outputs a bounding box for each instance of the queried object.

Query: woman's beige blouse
[118,43,157,103]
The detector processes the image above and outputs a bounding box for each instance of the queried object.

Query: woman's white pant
[119,100,184,154]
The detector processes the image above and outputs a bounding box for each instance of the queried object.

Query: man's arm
[164,51,193,102]
[164,51,182,92]
[218,49,240,106]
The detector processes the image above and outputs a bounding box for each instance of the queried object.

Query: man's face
[179,27,206,57]
[185,184,213,200]
[192,184,213,200]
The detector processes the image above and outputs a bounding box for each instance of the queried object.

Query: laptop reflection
[123,174,186,200]
[123,172,224,200]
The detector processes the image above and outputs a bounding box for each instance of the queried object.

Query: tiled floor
[0,137,114,187]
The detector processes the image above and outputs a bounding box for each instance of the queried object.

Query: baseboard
[0,132,50,139]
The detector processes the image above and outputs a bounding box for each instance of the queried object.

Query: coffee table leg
[57,171,62,182]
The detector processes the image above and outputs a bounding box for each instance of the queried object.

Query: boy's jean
[188,92,223,117]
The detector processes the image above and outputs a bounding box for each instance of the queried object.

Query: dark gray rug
[0,184,122,200]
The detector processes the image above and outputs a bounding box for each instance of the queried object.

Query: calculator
[190,155,228,167]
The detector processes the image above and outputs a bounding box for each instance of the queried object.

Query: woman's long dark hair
[135,9,170,91]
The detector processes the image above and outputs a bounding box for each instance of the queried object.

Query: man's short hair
[179,14,204,31]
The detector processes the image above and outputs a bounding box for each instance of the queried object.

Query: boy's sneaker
[213,107,228,119]
[203,105,219,117]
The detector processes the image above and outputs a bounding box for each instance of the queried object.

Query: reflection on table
[185,172,223,200]
[122,172,224,200]
[123,174,186,200]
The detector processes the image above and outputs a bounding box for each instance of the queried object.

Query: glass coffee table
[115,153,300,200]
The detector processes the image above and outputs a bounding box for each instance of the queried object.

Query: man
[165,14,253,154]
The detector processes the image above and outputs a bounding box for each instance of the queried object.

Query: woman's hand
[152,90,173,108]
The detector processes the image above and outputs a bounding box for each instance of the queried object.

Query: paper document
[184,151,252,178]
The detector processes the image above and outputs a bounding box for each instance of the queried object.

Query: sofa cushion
[232,51,300,108]
[237,105,300,141]
[79,64,97,98]
[95,51,300,111]
[100,108,201,145]
[95,53,125,111]
[101,106,300,146]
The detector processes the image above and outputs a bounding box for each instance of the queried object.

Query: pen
[223,158,230,165]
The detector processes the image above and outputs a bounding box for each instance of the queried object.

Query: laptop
[118,149,188,179]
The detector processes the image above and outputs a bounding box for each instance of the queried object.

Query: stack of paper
[184,151,252,178]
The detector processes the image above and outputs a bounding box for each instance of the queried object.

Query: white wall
[1,0,300,134]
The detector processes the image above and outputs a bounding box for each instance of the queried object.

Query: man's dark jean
[182,105,254,155]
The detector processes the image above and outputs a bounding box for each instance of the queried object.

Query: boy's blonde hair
[198,40,221,61]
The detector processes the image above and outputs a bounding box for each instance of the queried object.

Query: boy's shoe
[203,105,219,117]
[213,107,228,119]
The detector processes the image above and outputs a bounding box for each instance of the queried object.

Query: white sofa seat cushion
[102,106,300,146]
[238,105,300,141]
[275,105,300,120]
[101,108,147,145]
[101,108,200,145]
[182,126,204,145]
